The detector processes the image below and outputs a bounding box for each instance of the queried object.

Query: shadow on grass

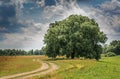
[44,57,68,61]
[98,60,119,65]
[43,57,91,61]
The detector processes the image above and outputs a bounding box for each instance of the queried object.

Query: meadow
[36,56,120,79]
[0,56,42,77]
[0,55,120,79]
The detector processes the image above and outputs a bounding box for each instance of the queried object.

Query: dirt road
[20,63,59,79]
[0,62,58,79]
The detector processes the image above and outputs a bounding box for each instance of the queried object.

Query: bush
[105,52,116,57]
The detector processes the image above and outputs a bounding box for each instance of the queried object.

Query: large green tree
[44,15,107,60]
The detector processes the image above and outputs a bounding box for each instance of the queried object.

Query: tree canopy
[44,15,107,60]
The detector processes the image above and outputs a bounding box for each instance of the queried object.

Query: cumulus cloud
[42,0,88,21]
[0,20,48,50]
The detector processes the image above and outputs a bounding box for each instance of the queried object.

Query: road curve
[0,62,49,79]
[19,63,59,79]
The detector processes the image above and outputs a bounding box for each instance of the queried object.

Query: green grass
[0,56,42,77]
[37,56,120,79]
[0,56,120,79]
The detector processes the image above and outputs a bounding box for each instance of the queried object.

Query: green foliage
[34,49,44,55]
[102,44,109,54]
[107,40,120,55]
[105,52,116,57]
[0,49,45,56]
[44,15,107,60]
[0,49,27,56]
[28,49,34,55]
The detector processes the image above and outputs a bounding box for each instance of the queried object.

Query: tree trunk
[71,52,75,59]
[66,54,70,59]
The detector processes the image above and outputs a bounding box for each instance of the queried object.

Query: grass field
[0,56,42,77]
[0,55,120,79]
[37,56,120,79]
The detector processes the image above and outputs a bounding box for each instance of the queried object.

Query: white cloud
[88,7,115,34]
[11,0,26,8]
[0,20,49,50]
[10,0,27,17]
[90,0,120,35]
[42,0,88,20]
[36,0,45,7]
[100,0,120,11]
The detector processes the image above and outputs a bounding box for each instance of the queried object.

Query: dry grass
[0,56,44,77]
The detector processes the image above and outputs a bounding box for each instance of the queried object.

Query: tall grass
[0,56,42,77]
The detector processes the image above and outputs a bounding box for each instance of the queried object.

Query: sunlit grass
[36,56,120,79]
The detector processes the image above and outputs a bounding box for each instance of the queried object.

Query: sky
[0,0,120,50]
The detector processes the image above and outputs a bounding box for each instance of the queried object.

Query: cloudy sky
[0,0,120,50]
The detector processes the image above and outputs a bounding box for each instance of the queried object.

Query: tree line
[103,40,120,56]
[0,49,45,56]
[44,15,107,60]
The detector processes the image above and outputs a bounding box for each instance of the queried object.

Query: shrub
[105,52,116,57]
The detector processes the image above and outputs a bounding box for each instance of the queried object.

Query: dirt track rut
[0,62,58,79]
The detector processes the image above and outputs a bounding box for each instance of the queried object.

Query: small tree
[107,40,120,55]
[28,49,34,55]
[105,52,116,57]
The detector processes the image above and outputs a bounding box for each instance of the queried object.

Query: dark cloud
[0,3,16,32]
[0,34,5,41]
[0,0,11,3]
[45,0,55,6]
[115,26,120,33]
[0,0,31,42]
[0,2,13,31]
[0,1,28,33]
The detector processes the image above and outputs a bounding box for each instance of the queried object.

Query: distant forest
[0,49,44,56]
